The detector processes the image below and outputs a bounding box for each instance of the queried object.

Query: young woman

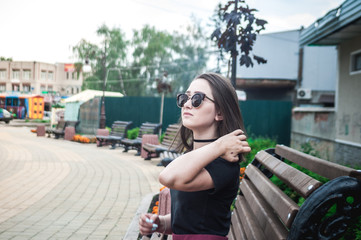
[139,72,251,239]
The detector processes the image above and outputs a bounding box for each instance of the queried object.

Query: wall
[291,108,336,161]
[337,35,361,147]
[237,30,299,80]
[302,46,337,91]
[291,107,361,166]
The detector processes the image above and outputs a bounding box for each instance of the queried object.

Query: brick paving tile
[0,125,163,239]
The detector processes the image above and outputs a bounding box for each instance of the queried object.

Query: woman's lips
[183,112,193,116]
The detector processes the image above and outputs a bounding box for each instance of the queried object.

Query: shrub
[241,137,277,168]
[127,127,139,140]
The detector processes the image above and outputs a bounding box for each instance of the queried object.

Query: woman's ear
[215,112,223,121]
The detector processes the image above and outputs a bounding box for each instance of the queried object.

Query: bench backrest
[137,122,162,139]
[65,121,80,130]
[109,121,133,138]
[228,144,361,240]
[161,124,180,149]
[56,120,67,130]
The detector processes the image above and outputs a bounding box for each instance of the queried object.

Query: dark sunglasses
[176,93,215,108]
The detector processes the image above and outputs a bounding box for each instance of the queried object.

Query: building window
[12,84,19,92]
[0,70,6,80]
[350,50,361,74]
[40,85,46,92]
[66,72,69,80]
[23,70,31,80]
[0,84,5,92]
[48,85,53,92]
[23,84,31,93]
[48,71,53,80]
[12,70,20,80]
[41,71,47,80]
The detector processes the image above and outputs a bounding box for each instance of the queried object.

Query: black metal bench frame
[228,144,361,240]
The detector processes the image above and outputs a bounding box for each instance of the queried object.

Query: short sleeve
[205,157,239,193]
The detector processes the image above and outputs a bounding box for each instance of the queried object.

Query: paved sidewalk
[0,125,163,239]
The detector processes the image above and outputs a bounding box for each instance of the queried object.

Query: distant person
[139,73,251,239]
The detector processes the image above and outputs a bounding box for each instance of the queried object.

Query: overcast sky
[0,0,344,64]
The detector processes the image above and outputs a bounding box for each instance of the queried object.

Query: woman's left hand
[215,129,251,162]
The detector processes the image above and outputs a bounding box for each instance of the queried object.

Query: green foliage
[25,119,50,123]
[51,103,64,108]
[159,132,165,143]
[241,137,276,168]
[300,141,321,158]
[73,24,128,93]
[127,127,139,140]
[73,21,210,96]
[0,56,12,61]
[82,75,101,91]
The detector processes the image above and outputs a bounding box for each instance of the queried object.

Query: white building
[0,61,83,96]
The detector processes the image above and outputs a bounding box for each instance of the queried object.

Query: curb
[124,192,155,240]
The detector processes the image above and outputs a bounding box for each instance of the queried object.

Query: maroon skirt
[172,234,228,240]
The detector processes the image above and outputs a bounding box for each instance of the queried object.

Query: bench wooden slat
[275,144,361,180]
[96,121,132,147]
[142,124,180,160]
[245,164,299,228]
[237,196,267,240]
[240,178,288,240]
[255,150,323,198]
[229,204,248,240]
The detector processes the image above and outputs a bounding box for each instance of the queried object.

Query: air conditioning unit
[297,88,312,100]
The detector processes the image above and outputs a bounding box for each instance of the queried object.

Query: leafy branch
[211,0,267,68]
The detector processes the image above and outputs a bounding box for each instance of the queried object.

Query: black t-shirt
[170,157,240,236]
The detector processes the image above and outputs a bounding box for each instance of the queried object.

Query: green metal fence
[105,97,292,145]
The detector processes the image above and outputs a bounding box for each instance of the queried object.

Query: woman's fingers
[139,214,159,235]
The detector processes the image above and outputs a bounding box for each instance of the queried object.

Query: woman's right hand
[139,213,160,236]
[215,129,251,162]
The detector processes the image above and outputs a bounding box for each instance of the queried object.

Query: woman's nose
[183,97,192,108]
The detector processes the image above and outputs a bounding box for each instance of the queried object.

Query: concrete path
[0,124,163,239]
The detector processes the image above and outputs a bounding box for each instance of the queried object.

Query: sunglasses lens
[191,93,203,108]
[177,94,188,108]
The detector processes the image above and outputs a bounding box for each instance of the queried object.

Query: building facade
[294,0,361,166]
[235,29,337,104]
[0,61,83,97]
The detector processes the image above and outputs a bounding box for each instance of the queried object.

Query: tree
[72,24,128,93]
[168,17,210,94]
[126,25,174,96]
[126,20,210,96]
[211,0,267,87]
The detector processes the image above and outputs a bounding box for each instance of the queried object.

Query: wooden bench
[46,120,80,139]
[142,124,180,160]
[121,122,162,155]
[159,151,182,167]
[228,144,361,240]
[53,121,79,139]
[46,120,66,137]
[95,121,133,148]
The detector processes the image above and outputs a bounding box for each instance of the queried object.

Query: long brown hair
[176,72,246,158]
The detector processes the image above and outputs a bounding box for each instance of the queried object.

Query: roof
[300,0,361,46]
[64,89,123,103]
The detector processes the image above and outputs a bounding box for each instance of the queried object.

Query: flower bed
[72,134,96,144]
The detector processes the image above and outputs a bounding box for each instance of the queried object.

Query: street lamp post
[99,68,108,129]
